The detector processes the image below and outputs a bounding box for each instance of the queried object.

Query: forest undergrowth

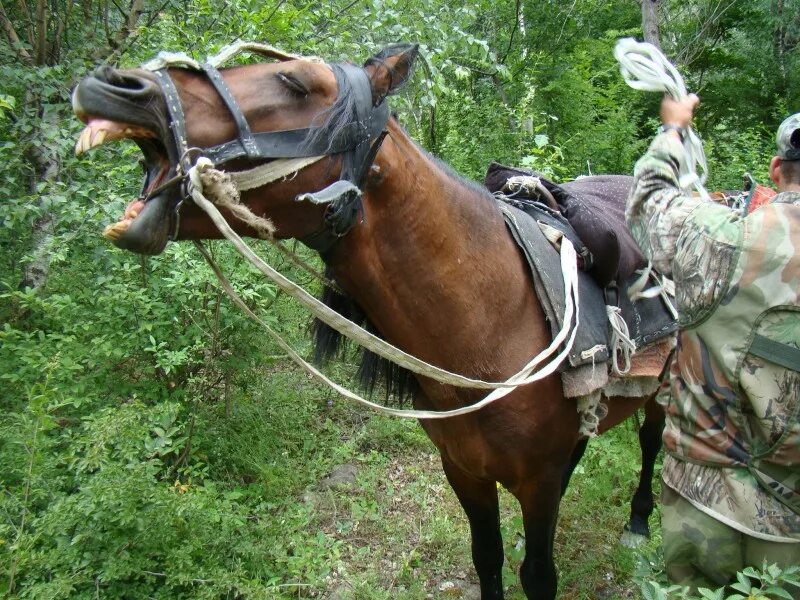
[2,0,798,597]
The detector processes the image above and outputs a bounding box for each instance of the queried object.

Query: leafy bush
[637,552,800,600]
[2,0,797,597]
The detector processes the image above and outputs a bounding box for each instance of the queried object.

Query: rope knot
[189,158,276,239]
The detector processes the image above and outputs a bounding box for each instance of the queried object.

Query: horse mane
[306,56,494,404]
[302,64,359,154]
[312,268,419,404]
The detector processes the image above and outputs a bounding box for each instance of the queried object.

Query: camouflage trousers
[662,485,800,596]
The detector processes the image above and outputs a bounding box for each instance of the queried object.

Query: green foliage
[1,0,796,597]
[705,121,774,191]
[636,553,800,600]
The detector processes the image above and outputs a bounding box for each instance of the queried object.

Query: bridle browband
[143,45,391,255]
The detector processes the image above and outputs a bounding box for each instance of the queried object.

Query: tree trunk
[641,0,662,50]
[10,0,143,291]
[772,0,788,97]
[0,2,33,63]
[20,98,60,291]
[491,74,516,132]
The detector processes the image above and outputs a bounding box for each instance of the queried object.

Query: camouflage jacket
[627,132,800,542]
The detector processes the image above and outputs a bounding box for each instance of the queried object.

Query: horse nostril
[92,66,151,94]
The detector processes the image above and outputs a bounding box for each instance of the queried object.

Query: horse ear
[363,43,419,105]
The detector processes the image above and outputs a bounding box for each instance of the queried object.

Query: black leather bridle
[151,59,390,255]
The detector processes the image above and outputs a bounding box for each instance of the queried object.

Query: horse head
[72,43,419,255]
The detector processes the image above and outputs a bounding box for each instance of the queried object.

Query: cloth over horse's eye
[276,72,309,97]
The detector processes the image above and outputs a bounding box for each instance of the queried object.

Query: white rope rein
[614,38,709,200]
[142,39,582,416]
[187,159,581,417]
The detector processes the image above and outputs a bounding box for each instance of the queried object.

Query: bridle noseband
[143,46,391,254]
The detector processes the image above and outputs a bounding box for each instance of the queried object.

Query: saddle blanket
[500,203,677,395]
[486,163,646,287]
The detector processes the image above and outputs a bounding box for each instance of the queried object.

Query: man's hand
[661,94,699,129]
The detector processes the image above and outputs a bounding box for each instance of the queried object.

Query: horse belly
[417,378,579,485]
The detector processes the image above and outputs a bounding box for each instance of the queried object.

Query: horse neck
[326,121,533,370]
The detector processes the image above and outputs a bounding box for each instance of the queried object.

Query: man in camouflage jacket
[626,97,800,589]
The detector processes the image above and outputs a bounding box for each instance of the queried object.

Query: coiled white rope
[614,38,709,200]
[187,159,581,417]
[606,305,635,376]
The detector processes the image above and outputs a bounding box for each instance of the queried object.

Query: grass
[196,356,663,599]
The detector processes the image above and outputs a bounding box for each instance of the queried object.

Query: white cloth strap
[186,159,582,417]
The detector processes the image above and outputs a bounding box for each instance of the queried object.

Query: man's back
[661,194,800,540]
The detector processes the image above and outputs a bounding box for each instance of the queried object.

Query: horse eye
[276,72,309,97]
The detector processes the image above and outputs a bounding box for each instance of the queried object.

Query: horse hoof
[619,528,647,548]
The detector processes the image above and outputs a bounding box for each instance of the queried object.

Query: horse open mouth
[73,68,176,255]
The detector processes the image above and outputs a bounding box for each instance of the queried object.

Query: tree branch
[500,0,521,65]
[675,0,737,66]
[0,2,34,64]
[108,0,127,19]
[100,0,149,62]
[116,0,144,46]
[264,0,288,25]
[310,0,361,43]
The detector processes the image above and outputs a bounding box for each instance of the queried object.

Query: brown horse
[72,44,666,599]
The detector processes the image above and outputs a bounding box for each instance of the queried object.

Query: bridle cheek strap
[292,64,390,256]
[152,69,191,240]
[145,48,390,250]
[202,63,261,160]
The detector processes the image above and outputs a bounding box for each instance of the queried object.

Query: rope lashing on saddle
[606,305,634,375]
[187,158,582,418]
[503,175,559,210]
[614,38,710,201]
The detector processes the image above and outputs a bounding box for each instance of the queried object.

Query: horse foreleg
[560,438,588,497]
[516,477,562,600]
[622,394,664,545]
[441,457,505,600]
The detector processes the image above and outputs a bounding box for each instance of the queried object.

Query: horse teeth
[102,220,129,241]
[75,127,90,155]
[90,128,107,149]
[102,224,119,240]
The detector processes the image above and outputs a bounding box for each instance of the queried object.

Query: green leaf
[0,94,15,112]
[641,581,657,600]
[730,581,752,594]
[762,587,794,600]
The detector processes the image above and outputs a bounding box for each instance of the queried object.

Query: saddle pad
[559,175,646,283]
[502,204,678,369]
[502,204,609,369]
